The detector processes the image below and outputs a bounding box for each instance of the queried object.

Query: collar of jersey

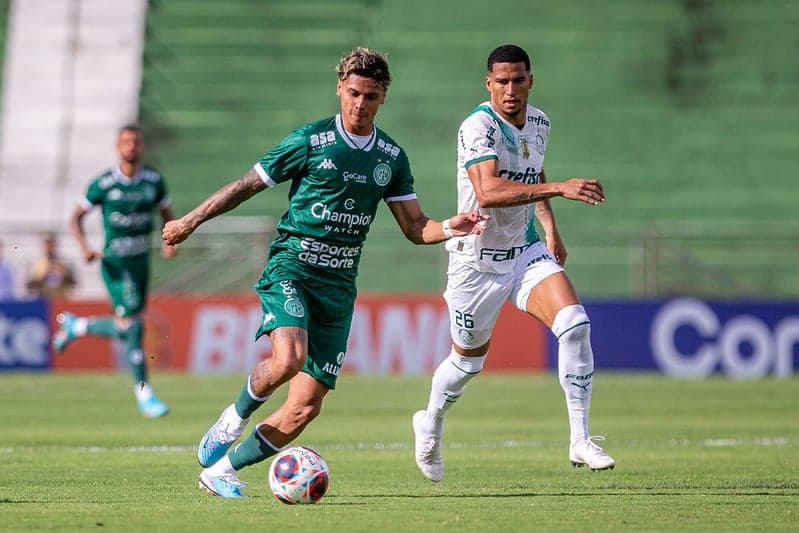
[112,166,141,184]
[335,114,377,151]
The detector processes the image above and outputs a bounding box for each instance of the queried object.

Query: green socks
[234,379,269,419]
[86,317,120,338]
[123,318,147,384]
[229,427,280,470]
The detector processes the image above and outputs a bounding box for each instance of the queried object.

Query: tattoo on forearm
[186,172,262,227]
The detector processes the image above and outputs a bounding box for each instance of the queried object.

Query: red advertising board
[51,294,547,374]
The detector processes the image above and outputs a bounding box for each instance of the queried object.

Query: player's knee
[269,350,307,379]
[551,304,591,347]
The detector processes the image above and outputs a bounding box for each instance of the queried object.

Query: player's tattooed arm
[163,168,266,244]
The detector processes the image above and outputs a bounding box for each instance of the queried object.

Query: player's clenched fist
[162,218,194,245]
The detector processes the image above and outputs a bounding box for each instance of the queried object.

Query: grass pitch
[1,373,797,532]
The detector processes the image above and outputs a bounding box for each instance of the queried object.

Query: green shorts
[101,255,149,318]
[254,268,356,390]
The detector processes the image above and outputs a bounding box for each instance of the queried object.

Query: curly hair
[336,47,392,89]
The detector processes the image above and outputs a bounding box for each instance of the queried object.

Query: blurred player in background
[52,125,177,418]
[413,44,614,481]
[26,233,77,298]
[163,47,488,499]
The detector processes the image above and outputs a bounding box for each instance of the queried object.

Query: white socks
[422,348,486,433]
[206,455,235,476]
[551,304,594,445]
[73,317,88,336]
[133,381,153,403]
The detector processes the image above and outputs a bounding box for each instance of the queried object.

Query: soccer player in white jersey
[413,44,615,481]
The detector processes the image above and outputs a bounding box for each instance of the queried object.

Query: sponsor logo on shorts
[526,251,556,268]
[373,163,391,186]
[458,329,474,344]
[284,299,305,318]
[321,352,345,376]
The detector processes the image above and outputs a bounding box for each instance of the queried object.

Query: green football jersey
[83,166,169,259]
[255,114,416,280]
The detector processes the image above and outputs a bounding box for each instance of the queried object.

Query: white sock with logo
[552,304,594,446]
[421,348,486,434]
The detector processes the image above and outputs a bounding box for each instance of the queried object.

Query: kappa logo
[317,158,337,170]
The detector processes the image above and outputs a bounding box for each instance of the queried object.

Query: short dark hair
[118,124,142,137]
[336,47,392,89]
[486,44,531,72]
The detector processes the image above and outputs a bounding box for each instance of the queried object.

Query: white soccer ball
[268,446,330,504]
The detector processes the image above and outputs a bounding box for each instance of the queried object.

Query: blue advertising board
[0,299,52,370]
[548,298,799,378]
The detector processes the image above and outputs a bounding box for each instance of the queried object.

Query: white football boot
[197,404,249,467]
[413,410,443,482]
[569,435,615,470]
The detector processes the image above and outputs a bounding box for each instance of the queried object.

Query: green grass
[1,373,797,531]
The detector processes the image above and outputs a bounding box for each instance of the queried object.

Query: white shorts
[444,241,563,349]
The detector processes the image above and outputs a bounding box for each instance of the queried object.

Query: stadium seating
[3,0,796,297]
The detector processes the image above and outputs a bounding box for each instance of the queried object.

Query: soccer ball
[268,446,330,504]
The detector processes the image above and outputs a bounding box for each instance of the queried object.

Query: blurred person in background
[0,238,17,300]
[25,233,77,298]
[52,124,177,418]
[412,44,614,482]
[163,47,489,498]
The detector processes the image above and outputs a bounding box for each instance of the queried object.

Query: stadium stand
[0,0,147,298]
[140,0,799,297]
[2,0,797,297]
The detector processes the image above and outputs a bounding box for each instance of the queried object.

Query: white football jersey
[446,102,551,273]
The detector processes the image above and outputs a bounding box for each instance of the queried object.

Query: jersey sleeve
[383,149,416,201]
[153,173,170,207]
[460,111,499,169]
[84,178,104,206]
[256,128,308,186]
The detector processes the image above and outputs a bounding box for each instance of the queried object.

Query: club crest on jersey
[373,163,391,186]
[284,298,305,318]
[535,134,545,154]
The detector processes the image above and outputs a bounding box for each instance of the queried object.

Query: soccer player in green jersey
[163,47,489,498]
[53,125,177,418]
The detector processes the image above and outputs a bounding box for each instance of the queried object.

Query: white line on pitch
[0,437,796,454]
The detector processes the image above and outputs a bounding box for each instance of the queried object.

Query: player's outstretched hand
[450,210,491,236]
[560,178,605,205]
[162,218,195,245]
[161,243,178,259]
